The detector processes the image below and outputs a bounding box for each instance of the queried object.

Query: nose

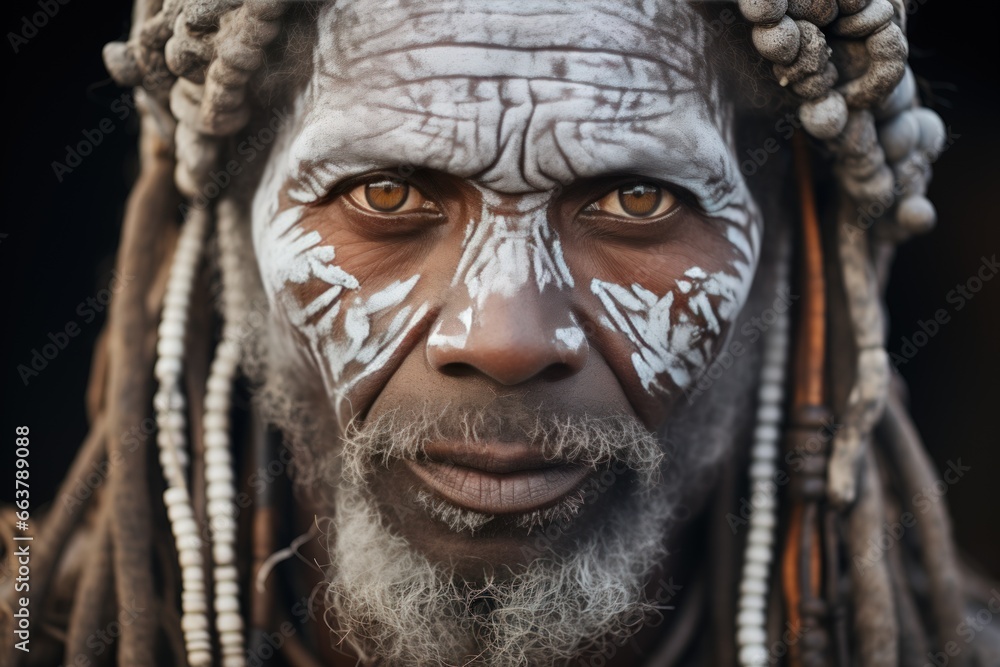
[426,291,588,386]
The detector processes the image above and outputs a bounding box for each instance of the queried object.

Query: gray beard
[253,363,684,666]
[325,453,676,667]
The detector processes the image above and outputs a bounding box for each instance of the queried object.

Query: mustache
[340,404,666,488]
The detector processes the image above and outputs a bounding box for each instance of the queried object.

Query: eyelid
[584,181,681,221]
[341,172,441,215]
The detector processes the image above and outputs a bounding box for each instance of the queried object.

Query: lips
[405,441,591,515]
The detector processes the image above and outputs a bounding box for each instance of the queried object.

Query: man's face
[251,0,762,662]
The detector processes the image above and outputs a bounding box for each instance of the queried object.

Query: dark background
[1,1,997,576]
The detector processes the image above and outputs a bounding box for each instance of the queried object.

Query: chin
[323,469,676,667]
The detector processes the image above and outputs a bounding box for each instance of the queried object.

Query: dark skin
[272,172,759,665]
[248,6,773,663]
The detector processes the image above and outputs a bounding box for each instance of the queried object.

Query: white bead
[748,527,774,547]
[204,412,227,430]
[208,375,231,393]
[164,487,190,506]
[185,628,211,644]
[155,357,182,379]
[220,631,245,647]
[215,565,238,581]
[217,580,239,596]
[206,448,231,465]
[181,613,208,632]
[182,566,205,584]
[206,465,234,483]
[188,650,212,667]
[215,594,240,613]
[740,593,766,610]
[178,536,202,553]
[162,297,189,315]
[163,411,186,430]
[749,510,776,529]
[749,491,776,511]
[758,384,783,404]
[739,643,769,666]
[157,430,182,449]
[157,337,184,358]
[205,429,229,448]
[217,612,243,633]
[760,365,783,383]
[737,624,766,646]
[737,608,765,628]
[167,503,193,522]
[154,390,184,412]
[182,595,207,613]
[206,392,231,412]
[179,549,202,568]
[222,656,246,667]
[214,543,236,565]
[208,499,236,517]
[751,443,779,461]
[756,404,782,425]
[211,516,237,534]
[743,561,769,580]
[749,460,776,480]
[172,518,198,537]
[207,481,235,500]
[158,318,185,338]
[746,543,774,565]
[217,341,241,362]
[740,577,767,596]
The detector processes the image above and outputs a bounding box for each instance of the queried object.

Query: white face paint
[251,0,763,419]
[592,263,753,394]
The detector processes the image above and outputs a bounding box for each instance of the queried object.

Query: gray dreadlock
[2,1,984,666]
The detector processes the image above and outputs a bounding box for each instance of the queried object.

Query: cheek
[573,226,756,406]
[260,205,432,419]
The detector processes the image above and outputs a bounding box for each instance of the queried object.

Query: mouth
[404,440,592,515]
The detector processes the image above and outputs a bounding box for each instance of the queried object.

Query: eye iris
[364,180,409,211]
[618,184,662,217]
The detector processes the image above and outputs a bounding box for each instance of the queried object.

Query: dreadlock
[1,1,982,666]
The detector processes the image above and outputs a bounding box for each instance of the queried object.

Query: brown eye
[345,177,438,214]
[618,184,661,217]
[588,182,677,220]
[365,179,409,211]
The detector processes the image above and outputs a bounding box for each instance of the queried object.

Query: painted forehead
[283,0,741,211]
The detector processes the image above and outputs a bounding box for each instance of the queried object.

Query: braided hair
[2,1,979,666]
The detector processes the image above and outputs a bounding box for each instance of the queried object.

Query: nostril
[540,362,577,382]
[436,362,480,378]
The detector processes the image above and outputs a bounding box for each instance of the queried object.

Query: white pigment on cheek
[591,262,753,395]
[252,93,427,416]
